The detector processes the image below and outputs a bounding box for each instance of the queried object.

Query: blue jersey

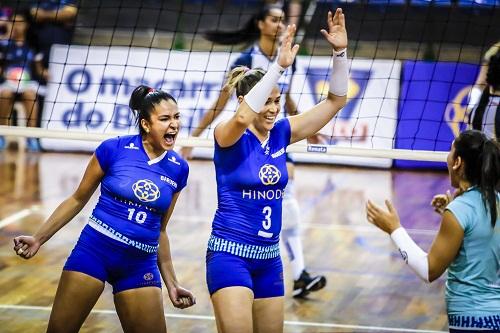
[211,119,291,247]
[92,135,188,251]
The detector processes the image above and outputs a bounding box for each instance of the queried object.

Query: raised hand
[168,284,196,309]
[431,188,464,215]
[431,190,452,215]
[277,24,300,69]
[320,8,348,52]
[13,235,41,259]
[366,199,401,234]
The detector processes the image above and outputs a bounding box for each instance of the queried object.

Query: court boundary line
[0,304,447,333]
[0,206,40,229]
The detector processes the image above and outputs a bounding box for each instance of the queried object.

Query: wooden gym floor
[0,150,451,333]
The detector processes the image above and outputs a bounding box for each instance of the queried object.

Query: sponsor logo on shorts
[143,273,154,281]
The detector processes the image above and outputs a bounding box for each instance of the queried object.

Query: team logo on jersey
[132,179,160,202]
[258,164,281,186]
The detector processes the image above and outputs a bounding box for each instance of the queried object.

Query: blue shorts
[64,225,162,294]
[206,250,284,299]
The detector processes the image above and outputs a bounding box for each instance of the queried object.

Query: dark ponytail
[471,52,500,133]
[129,85,177,135]
[480,139,500,226]
[486,51,500,90]
[470,88,490,131]
[454,130,500,226]
[204,4,283,45]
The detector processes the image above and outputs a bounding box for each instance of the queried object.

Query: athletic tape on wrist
[329,48,348,97]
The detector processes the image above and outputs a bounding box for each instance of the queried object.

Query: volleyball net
[0,0,498,167]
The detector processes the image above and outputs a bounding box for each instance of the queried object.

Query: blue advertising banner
[394,61,479,168]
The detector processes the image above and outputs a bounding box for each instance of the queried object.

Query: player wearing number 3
[13,86,195,333]
[206,9,348,333]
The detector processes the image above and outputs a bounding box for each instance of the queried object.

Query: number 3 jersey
[91,135,189,252]
[210,119,291,254]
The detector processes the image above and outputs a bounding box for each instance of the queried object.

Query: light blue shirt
[445,187,500,316]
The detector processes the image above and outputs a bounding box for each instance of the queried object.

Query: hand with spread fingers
[320,8,348,52]
[277,24,300,69]
[430,188,465,215]
[366,199,401,234]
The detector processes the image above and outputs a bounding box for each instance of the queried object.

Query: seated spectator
[0,11,44,151]
[30,0,78,86]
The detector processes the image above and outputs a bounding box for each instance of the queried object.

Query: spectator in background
[468,50,500,141]
[30,0,78,86]
[0,11,44,151]
[0,7,12,40]
[468,42,499,110]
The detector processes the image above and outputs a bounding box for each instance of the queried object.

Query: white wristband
[390,227,430,283]
[329,48,349,96]
[244,62,284,113]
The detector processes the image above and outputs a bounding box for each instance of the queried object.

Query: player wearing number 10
[13,86,195,333]
[206,10,348,333]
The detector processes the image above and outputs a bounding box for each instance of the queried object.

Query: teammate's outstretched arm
[13,155,104,259]
[214,24,300,148]
[288,9,348,144]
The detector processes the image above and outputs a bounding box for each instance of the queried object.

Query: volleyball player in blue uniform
[13,85,195,333]
[182,3,327,298]
[367,130,499,332]
[206,10,348,332]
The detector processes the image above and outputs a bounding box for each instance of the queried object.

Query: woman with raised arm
[184,2,329,298]
[366,130,499,332]
[13,86,195,333]
[206,9,348,333]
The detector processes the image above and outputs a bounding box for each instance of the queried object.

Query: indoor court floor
[0,150,451,333]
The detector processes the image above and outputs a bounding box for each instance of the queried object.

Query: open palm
[321,8,348,51]
[277,24,300,68]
